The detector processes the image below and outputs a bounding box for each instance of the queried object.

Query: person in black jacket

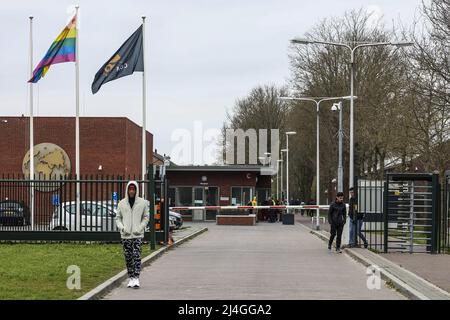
[328,192,346,253]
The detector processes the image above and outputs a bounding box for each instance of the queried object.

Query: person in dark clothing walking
[328,192,346,253]
[348,187,368,248]
[307,199,316,217]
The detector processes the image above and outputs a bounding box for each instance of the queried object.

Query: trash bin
[282,213,295,225]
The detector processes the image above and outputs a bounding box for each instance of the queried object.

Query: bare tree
[288,9,410,201]
[219,84,290,165]
[398,0,450,177]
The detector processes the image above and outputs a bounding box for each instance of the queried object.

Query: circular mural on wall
[22,143,71,191]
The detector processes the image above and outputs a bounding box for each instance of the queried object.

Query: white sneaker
[127,278,134,288]
[133,278,140,288]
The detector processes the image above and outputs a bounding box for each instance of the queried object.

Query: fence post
[431,173,439,254]
[147,164,155,250]
[383,179,388,253]
[353,175,358,247]
[163,176,169,244]
[445,171,450,252]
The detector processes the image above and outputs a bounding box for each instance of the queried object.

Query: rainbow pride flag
[28,15,77,83]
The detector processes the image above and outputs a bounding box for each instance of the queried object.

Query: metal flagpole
[75,5,81,230]
[29,16,34,231]
[141,16,147,197]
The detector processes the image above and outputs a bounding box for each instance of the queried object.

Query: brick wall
[0,116,153,177]
[217,215,256,226]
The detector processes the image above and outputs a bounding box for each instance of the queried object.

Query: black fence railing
[0,173,168,243]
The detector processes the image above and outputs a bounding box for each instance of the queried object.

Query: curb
[343,246,450,300]
[342,246,428,300]
[298,223,449,300]
[78,227,208,300]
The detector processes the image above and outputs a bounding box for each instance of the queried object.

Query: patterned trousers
[122,238,143,278]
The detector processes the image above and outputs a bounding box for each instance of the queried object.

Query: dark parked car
[0,200,31,226]
[169,211,183,230]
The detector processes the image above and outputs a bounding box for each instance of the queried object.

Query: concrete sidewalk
[382,253,450,294]
[296,213,450,299]
[104,222,403,300]
[78,224,208,300]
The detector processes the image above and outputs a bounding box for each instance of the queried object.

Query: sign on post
[52,194,60,206]
[112,191,118,208]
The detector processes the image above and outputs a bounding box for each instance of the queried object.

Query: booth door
[193,187,205,221]
[205,187,219,221]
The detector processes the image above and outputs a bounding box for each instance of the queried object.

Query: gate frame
[443,170,450,253]
[383,173,440,254]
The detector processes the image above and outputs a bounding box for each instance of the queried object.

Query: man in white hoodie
[116,181,149,289]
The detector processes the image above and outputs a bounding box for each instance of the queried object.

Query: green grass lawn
[0,242,160,300]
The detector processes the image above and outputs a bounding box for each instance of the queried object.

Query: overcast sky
[0,0,423,164]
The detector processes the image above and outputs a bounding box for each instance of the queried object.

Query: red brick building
[166,165,272,221]
[0,116,153,177]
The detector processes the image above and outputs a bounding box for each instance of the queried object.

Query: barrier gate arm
[168,204,349,211]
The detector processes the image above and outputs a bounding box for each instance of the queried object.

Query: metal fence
[355,173,449,254]
[355,178,385,252]
[0,173,167,243]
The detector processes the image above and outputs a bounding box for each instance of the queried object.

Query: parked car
[169,211,183,230]
[50,200,182,232]
[50,201,117,231]
[0,200,30,226]
[169,214,177,231]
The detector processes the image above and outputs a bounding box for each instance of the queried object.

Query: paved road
[104,222,403,300]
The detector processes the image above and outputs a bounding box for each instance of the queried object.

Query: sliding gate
[384,173,440,253]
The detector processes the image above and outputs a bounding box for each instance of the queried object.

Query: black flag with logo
[91,25,144,94]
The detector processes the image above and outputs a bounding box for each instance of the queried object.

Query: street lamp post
[290,38,413,189]
[276,160,279,200]
[279,96,354,230]
[285,132,296,209]
[277,159,283,200]
[280,149,287,201]
[332,102,344,192]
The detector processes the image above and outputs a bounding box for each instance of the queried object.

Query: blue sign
[52,194,60,206]
[112,192,118,201]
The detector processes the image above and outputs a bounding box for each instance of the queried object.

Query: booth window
[231,187,253,206]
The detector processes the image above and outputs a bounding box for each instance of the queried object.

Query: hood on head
[126,180,139,199]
